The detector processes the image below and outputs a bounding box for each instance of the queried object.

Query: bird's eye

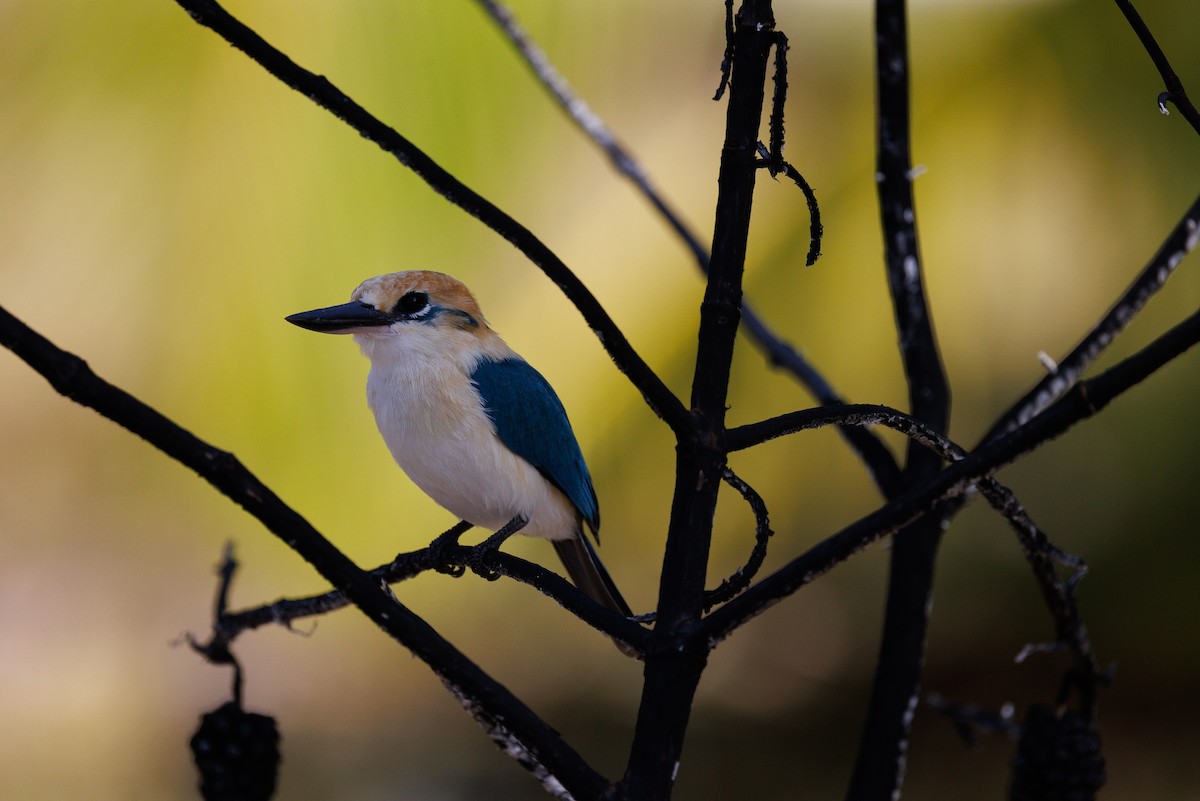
[395,291,429,317]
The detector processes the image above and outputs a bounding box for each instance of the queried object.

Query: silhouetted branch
[706,307,1200,644]
[766,32,789,173]
[738,313,903,496]
[850,0,952,793]
[974,486,1101,689]
[173,0,691,439]
[620,3,779,798]
[202,528,647,654]
[471,0,707,271]
[730,403,1098,674]
[0,303,611,800]
[1113,0,1200,135]
[984,191,1200,442]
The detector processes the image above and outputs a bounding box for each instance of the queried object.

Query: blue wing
[470,357,599,533]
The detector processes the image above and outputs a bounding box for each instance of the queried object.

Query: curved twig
[704,468,774,610]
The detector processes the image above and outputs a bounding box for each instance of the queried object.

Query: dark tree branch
[849,0,952,795]
[705,305,1200,642]
[738,311,903,496]
[0,304,612,800]
[620,3,778,798]
[172,0,691,440]
[730,403,1099,677]
[202,532,647,655]
[983,191,1200,442]
[471,0,709,271]
[1113,0,1200,136]
[975,484,1100,684]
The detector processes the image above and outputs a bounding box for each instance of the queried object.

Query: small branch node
[925,693,1019,747]
[1014,641,1066,664]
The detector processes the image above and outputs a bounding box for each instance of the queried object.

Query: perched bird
[286,270,630,618]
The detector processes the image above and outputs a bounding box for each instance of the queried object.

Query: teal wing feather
[470,358,600,533]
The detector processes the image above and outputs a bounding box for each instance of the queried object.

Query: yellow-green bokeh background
[2,0,1198,798]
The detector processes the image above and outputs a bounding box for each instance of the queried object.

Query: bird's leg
[426,520,474,577]
[467,515,528,581]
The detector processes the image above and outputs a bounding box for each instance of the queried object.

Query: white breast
[358,325,579,541]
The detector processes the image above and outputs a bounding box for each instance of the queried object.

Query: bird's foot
[428,520,473,577]
[466,515,528,581]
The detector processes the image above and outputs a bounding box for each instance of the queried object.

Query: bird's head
[287,271,497,364]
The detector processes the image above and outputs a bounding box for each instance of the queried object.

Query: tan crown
[351,271,488,329]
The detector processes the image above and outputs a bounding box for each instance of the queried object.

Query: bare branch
[853,0,952,791]
[203,533,647,655]
[705,308,1200,642]
[984,193,1200,442]
[730,403,1099,677]
[620,3,780,798]
[472,0,708,271]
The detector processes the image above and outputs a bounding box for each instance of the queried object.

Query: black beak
[285,301,394,333]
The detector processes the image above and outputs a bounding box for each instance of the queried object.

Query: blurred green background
[1,0,1198,798]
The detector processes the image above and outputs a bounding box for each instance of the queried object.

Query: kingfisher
[286,270,631,618]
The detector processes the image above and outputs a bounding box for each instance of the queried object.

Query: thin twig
[766,32,789,173]
[755,143,824,266]
[1113,0,1200,136]
[714,0,736,101]
[205,536,646,652]
[731,403,1098,674]
[704,468,774,610]
[925,693,1017,748]
[473,0,706,271]
[984,192,1200,442]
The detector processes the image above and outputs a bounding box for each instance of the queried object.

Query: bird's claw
[429,521,472,577]
[465,515,526,582]
[466,551,502,582]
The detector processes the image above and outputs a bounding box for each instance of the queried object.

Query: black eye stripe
[394,291,430,317]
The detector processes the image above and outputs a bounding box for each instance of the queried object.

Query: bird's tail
[552,535,632,618]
